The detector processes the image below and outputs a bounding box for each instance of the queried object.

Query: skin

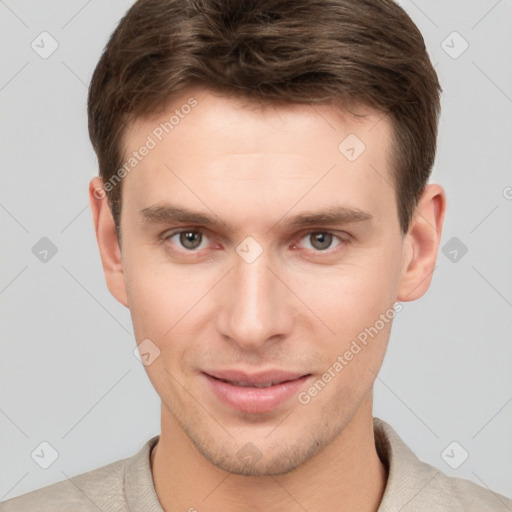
[89,87,445,512]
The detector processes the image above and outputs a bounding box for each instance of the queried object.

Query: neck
[151,394,387,512]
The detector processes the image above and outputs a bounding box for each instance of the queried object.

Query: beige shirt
[1,418,510,511]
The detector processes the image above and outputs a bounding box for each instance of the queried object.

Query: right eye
[165,229,210,251]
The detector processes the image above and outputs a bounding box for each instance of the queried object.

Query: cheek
[123,262,193,393]
[290,254,401,341]
[298,268,398,414]
[122,249,182,340]
[288,242,403,397]
[123,250,222,368]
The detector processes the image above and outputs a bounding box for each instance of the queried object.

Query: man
[1,0,510,510]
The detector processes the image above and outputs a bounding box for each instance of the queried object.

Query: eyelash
[161,228,351,256]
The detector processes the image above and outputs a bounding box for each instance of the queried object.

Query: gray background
[1,0,511,503]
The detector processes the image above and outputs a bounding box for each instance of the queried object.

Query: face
[109,89,409,475]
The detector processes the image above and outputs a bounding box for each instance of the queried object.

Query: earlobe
[397,184,446,302]
[89,177,129,307]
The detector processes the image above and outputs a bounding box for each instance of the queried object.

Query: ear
[397,184,446,302]
[89,177,128,307]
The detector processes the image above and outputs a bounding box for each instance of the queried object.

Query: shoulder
[420,469,511,511]
[374,417,512,512]
[0,436,160,512]
[0,458,127,512]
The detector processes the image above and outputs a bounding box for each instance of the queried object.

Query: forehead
[125,90,391,158]
[119,89,396,231]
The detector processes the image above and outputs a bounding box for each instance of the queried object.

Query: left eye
[298,232,342,251]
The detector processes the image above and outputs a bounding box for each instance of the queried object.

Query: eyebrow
[138,204,373,232]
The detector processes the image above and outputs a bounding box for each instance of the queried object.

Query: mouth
[202,369,312,414]
[215,379,291,388]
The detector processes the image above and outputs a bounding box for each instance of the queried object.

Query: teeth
[230,380,276,388]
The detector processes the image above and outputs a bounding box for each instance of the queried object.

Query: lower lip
[203,373,311,414]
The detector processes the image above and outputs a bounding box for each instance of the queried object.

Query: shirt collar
[124,434,164,511]
[374,417,441,512]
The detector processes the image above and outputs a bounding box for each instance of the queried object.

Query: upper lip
[204,369,309,385]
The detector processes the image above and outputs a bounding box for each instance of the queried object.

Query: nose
[215,248,295,351]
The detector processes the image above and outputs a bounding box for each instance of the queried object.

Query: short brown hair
[88,0,441,236]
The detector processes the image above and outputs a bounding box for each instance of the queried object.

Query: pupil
[311,232,332,250]
[181,231,201,249]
